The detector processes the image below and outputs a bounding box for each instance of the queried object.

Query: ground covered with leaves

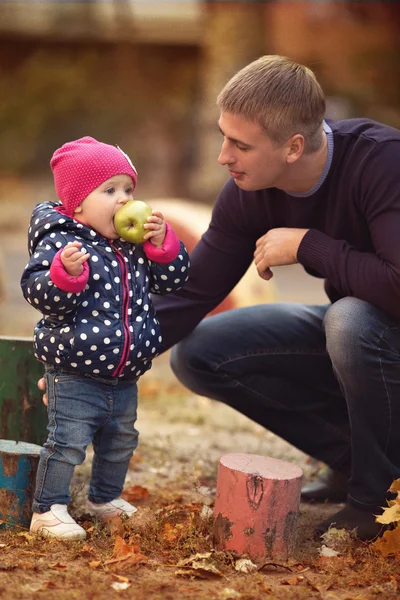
[1,368,400,600]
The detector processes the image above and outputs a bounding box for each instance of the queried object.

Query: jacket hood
[28,201,105,254]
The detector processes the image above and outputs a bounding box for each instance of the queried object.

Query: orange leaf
[108,535,143,560]
[89,560,102,569]
[389,479,400,494]
[106,515,124,535]
[161,522,184,543]
[373,526,400,557]
[121,485,149,502]
[111,574,130,583]
[50,562,67,571]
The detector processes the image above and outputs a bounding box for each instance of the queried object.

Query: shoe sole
[32,527,86,541]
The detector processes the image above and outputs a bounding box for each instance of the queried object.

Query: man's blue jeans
[33,368,139,513]
[171,298,400,510]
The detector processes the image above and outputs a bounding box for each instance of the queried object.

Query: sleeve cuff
[50,249,89,293]
[143,222,181,264]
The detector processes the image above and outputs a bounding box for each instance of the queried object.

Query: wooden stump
[0,440,42,529]
[213,453,303,562]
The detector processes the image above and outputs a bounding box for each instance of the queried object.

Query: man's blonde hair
[217,55,326,154]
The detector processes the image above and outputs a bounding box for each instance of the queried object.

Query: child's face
[74,174,135,239]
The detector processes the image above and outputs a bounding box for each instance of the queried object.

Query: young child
[21,136,190,541]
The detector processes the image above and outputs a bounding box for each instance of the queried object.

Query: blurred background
[1,0,400,338]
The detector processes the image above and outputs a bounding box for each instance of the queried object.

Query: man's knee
[170,336,207,394]
[324,297,375,363]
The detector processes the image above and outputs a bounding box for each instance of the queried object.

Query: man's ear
[286,134,304,164]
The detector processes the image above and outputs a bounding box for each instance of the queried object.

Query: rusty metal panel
[0,440,41,529]
[0,337,47,445]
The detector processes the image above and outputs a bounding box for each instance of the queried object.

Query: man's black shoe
[315,504,384,541]
[301,466,348,503]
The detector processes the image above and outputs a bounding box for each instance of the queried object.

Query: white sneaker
[30,504,86,541]
[87,497,138,520]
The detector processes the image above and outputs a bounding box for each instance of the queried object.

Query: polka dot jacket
[21,201,190,380]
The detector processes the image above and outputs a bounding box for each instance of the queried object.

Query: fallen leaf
[161,522,184,543]
[389,478,400,494]
[111,582,131,591]
[111,574,130,583]
[16,532,34,542]
[176,552,223,578]
[319,545,340,557]
[373,527,400,556]
[50,562,68,571]
[106,515,124,535]
[121,485,149,502]
[104,535,148,569]
[234,558,257,573]
[375,503,400,524]
[88,560,102,569]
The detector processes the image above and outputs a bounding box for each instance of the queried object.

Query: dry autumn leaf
[104,535,148,569]
[88,560,102,569]
[111,574,130,583]
[50,562,68,571]
[161,522,185,543]
[373,527,400,556]
[121,485,149,502]
[389,478,400,495]
[111,582,131,591]
[375,503,400,525]
[105,515,124,535]
[175,552,223,578]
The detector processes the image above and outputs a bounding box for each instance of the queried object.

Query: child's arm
[143,222,190,294]
[21,236,89,315]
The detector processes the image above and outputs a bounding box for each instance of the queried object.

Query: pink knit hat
[50,136,138,217]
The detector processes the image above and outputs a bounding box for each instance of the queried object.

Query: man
[154,55,400,541]
[40,55,400,540]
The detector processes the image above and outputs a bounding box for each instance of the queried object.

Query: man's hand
[254,228,309,280]
[38,377,48,407]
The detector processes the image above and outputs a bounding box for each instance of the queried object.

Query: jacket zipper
[112,245,131,377]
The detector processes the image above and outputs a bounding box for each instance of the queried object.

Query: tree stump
[0,440,42,529]
[213,453,303,562]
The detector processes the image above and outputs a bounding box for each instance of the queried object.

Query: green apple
[114,200,153,243]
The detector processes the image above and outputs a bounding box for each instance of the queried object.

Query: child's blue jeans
[33,368,138,513]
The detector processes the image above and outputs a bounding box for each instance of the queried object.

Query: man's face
[218,112,290,191]
[74,174,135,240]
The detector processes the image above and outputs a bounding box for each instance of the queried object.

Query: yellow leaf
[389,479,400,494]
[89,560,102,569]
[373,527,400,556]
[375,503,400,524]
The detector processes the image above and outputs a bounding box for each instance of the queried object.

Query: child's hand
[143,210,166,248]
[60,241,90,277]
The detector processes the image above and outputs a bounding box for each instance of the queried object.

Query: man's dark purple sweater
[154,118,400,349]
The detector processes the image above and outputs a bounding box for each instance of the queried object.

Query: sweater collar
[285,121,333,198]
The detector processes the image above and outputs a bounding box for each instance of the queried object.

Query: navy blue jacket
[21,201,189,380]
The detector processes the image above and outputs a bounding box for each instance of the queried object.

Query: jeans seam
[378,325,397,455]
[213,348,328,370]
